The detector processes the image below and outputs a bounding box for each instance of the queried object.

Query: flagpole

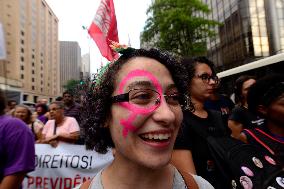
[82,26,91,78]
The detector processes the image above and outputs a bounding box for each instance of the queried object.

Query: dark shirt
[243,123,284,166]
[204,94,235,121]
[37,114,48,124]
[64,102,81,124]
[229,106,264,129]
[175,111,230,189]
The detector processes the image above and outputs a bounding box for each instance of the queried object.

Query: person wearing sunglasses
[77,48,213,189]
[171,56,230,189]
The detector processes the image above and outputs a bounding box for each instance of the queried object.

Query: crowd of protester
[1,90,82,146]
[1,47,284,189]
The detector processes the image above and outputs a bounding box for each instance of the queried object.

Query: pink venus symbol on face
[117,70,163,137]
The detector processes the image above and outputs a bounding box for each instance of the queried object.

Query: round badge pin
[265,155,276,165]
[231,180,237,189]
[267,186,276,189]
[252,157,263,168]
[241,166,254,177]
[240,176,253,189]
[276,177,284,188]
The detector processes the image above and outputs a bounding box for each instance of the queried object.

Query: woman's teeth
[140,133,171,140]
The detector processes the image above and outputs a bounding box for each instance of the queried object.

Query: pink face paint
[117,70,163,137]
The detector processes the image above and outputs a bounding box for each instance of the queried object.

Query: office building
[201,0,284,70]
[81,53,91,79]
[0,0,59,103]
[60,41,81,92]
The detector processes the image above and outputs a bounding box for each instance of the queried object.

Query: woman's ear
[256,105,267,116]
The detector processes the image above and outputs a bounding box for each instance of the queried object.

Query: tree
[141,0,219,57]
[62,79,81,93]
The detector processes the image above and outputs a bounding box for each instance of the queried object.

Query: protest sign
[22,143,113,189]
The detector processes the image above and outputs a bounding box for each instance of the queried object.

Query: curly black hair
[80,48,189,153]
[234,75,256,105]
[36,103,48,115]
[63,90,74,97]
[247,74,284,116]
[181,56,216,85]
[180,56,216,112]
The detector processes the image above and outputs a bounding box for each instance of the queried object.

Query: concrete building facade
[0,0,59,103]
[201,0,284,70]
[59,41,81,92]
[81,53,91,79]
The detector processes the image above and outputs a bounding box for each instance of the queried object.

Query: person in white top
[41,101,80,147]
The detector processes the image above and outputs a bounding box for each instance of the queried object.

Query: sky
[45,0,152,74]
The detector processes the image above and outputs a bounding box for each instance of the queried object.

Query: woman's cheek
[119,110,152,137]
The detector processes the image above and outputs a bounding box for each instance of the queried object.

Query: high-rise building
[0,0,59,103]
[81,53,91,79]
[202,0,284,70]
[60,41,81,92]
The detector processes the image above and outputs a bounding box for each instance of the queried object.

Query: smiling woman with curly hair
[77,47,212,189]
[81,48,189,153]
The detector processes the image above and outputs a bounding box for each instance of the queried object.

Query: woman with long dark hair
[171,57,227,189]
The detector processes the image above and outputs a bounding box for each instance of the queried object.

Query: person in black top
[241,74,284,166]
[204,81,235,126]
[63,90,81,123]
[171,57,230,189]
[228,75,264,140]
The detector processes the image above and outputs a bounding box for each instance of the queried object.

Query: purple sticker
[240,176,253,189]
[241,166,254,177]
[252,157,263,168]
[276,177,284,188]
[265,155,276,165]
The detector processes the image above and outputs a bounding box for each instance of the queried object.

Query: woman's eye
[201,74,209,80]
[130,92,153,104]
[132,93,151,99]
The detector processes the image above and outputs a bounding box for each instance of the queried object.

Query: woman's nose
[152,97,175,125]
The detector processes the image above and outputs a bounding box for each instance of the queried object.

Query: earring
[183,95,193,111]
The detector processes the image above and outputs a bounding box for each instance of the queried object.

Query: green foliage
[62,79,81,93]
[141,0,220,57]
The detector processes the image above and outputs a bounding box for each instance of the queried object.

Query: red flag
[88,0,119,61]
